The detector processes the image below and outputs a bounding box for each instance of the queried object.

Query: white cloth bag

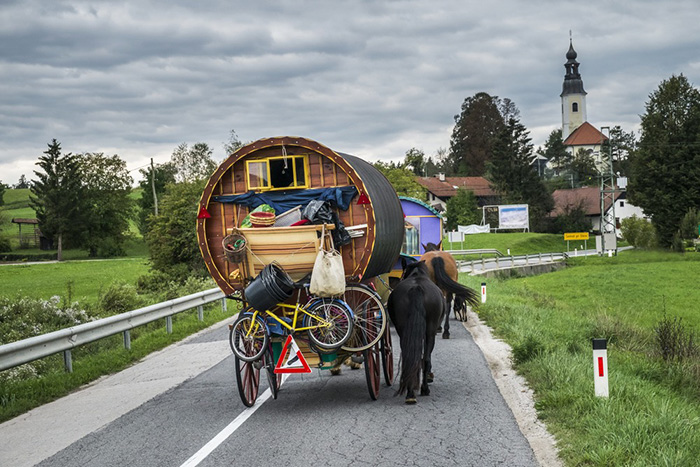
[309,248,345,297]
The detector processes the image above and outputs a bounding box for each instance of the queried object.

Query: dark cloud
[1,0,700,185]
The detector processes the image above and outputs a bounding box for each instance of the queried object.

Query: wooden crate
[239,224,333,281]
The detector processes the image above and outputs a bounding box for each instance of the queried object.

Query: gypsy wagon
[196,136,404,405]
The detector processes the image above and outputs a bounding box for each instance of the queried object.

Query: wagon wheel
[380,326,395,386]
[363,341,381,400]
[263,344,281,400]
[234,355,261,407]
[341,284,387,352]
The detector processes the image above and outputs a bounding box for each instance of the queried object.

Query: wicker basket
[222,231,247,263]
[250,211,276,228]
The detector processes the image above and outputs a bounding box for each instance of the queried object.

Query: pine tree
[30,139,84,260]
[488,118,554,230]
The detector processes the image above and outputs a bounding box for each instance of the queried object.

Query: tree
[445,187,480,231]
[373,162,427,200]
[403,148,426,176]
[603,126,637,177]
[538,129,570,176]
[146,180,208,280]
[170,142,218,183]
[448,92,508,176]
[30,139,85,260]
[223,129,244,156]
[76,153,134,257]
[0,181,5,207]
[679,207,699,240]
[137,162,177,235]
[488,117,554,230]
[628,74,700,247]
[570,148,598,187]
[15,175,29,189]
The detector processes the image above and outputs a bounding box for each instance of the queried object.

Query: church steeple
[561,36,588,139]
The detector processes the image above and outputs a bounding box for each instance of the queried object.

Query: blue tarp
[212,186,358,213]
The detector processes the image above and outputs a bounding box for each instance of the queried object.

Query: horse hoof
[442,332,450,339]
[436,326,442,333]
[405,397,417,404]
[420,388,430,396]
[349,362,362,370]
[330,368,341,376]
[426,373,434,383]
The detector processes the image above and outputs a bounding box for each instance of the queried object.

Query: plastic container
[244,263,294,312]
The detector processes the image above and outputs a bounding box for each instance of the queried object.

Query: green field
[463,250,700,466]
[0,257,151,303]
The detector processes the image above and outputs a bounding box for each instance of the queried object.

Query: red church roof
[563,122,608,146]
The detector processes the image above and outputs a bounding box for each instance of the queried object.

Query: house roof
[551,186,621,217]
[416,176,497,198]
[563,122,608,146]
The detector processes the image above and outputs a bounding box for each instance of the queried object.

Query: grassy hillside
[463,250,700,466]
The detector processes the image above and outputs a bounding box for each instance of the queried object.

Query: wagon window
[247,161,269,189]
[246,155,309,191]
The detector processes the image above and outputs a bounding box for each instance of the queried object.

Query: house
[415,174,499,211]
[551,186,645,236]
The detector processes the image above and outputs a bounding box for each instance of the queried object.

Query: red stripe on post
[597,357,604,377]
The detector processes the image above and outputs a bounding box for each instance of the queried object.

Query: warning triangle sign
[275,335,312,374]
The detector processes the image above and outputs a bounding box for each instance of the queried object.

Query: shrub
[620,215,657,248]
[0,296,93,346]
[654,314,698,362]
[97,282,143,315]
[0,236,11,253]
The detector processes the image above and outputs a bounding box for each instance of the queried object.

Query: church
[560,39,608,171]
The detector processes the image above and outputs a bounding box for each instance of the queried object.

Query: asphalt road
[9,317,539,467]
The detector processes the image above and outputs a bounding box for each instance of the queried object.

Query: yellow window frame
[246,155,310,191]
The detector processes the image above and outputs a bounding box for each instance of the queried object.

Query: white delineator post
[481,282,487,303]
[592,338,609,397]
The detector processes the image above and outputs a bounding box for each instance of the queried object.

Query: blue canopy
[212,186,358,213]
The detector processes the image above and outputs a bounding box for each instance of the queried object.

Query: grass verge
[0,301,240,423]
[462,249,700,466]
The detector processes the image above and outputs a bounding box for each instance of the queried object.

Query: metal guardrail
[446,248,505,257]
[457,252,569,274]
[0,288,227,372]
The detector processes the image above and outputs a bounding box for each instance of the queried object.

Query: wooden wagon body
[197,136,404,295]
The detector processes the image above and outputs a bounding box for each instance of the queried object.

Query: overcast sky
[1,0,699,186]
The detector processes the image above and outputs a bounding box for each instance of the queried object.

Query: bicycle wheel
[234,355,261,407]
[263,345,280,400]
[229,309,269,362]
[304,299,354,350]
[341,284,387,352]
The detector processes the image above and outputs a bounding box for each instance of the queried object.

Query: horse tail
[430,256,480,311]
[398,286,426,396]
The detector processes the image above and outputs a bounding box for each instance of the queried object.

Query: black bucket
[244,263,294,312]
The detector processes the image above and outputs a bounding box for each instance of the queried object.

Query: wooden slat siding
[219,180,229,281]
[322,159,334,187]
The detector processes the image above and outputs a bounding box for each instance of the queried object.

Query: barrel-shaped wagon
[197,136,403,405]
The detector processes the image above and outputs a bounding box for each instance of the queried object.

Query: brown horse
[420,242,479,339]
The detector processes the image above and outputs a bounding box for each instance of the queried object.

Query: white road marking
[180,374,288,467]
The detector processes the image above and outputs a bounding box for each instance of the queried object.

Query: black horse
[388,260,445,404]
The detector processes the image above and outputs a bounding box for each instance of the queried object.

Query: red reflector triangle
[197,206,212,219]
[357,192,370,205]
[274,335,311,374]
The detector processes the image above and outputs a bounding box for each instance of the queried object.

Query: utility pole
[599,127,617,255]
[151,158,159,216]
